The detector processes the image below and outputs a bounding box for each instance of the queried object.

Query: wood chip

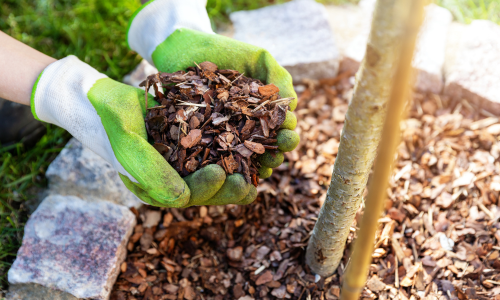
[244,141,266,154]
[258,84,280,96]
[224,154,238,175]
[235,144,254,158]
[180,129,202,148]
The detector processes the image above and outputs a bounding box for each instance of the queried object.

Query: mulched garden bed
[111,72,500,300]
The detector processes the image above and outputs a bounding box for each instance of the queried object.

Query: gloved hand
[31,56,191,207]
[127,0,300,206]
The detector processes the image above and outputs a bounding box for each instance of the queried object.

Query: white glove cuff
[34,56,107,127]
[128,0,214,65]
[33,55,137,183]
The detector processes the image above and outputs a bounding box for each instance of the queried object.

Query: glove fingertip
[258,166,272,179]
[277,129,300,152]
[238,186,258,205]
[204,173,250,206]
[119,173,190,208]
[184,164,226,206]
[258,150,284,168]
[280,110,297,130]
[289,96,298,112]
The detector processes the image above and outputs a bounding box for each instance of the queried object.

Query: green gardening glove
[127,0,300,206]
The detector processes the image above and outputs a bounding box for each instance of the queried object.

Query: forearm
[0,31,56,106]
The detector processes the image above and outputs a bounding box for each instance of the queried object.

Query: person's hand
[127,0,300,206]
[31,56,191,207]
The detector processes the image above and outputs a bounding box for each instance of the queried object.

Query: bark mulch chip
[112,72,500,300]
[141,62,293,184]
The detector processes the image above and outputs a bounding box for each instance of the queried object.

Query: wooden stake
[340,0,425,299]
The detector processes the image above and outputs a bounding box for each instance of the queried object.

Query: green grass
[0,0,499,294]
[0,127,69,288]
[436,0,500,24]
[0,0,142,80]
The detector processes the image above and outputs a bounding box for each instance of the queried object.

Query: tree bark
[305,0,406,276]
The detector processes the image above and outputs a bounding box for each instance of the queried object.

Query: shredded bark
[141,62,292,183]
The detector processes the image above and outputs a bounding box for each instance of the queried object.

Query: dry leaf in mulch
[112,71,500,300]
[141,62,293,185]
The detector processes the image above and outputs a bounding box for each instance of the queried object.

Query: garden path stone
[327,1,452,94]
[7,195,136,300]
[325,0,374,74]
[46,138,143,208]
[6,283,78,300]
[443,20,500,115]
[412,4,453,94]
[229,0,340,82]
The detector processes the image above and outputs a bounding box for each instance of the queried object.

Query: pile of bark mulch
[111,72,500,300]
[142,61,290,183]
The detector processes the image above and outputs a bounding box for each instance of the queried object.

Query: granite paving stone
[6,283,78,300]
[327,1,452,93]
[230,0,340,82]
[46,138,143,208]
[413,4,453,93]
[8,195,136,300]
[444,20,500,114]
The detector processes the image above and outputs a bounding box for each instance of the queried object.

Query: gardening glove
[31,55,191,207]
[128,0,300,206]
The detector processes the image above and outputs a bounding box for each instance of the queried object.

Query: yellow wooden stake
[340,1,426,299]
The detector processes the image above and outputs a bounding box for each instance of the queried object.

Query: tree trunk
[305,0,406,276]
[340,0,425,298]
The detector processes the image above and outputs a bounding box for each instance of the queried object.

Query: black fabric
[0,98,46,148]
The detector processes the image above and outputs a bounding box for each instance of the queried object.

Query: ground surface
[110,74,500,300]
[1,0,499,294]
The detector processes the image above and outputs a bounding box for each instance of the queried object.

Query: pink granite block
[444,20,500,115]
[8,195,136,300]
